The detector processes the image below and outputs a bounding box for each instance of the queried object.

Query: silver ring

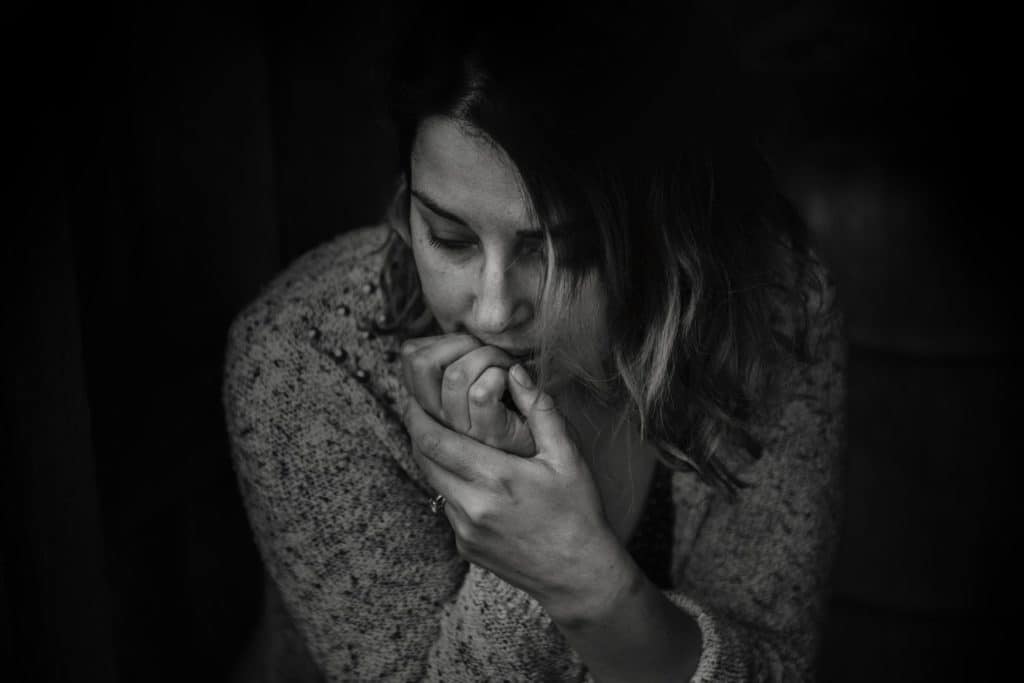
[429,493,447,515]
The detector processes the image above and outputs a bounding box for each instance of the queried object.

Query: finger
[408,442,477,526]
[508,363,574,457]
[399,335,452,396]
[409,438,468,502]
[400,334,481,423]
[468,367,537,456]
[397,334,446,354]
[442,345,515,433]
[404,396,508,482]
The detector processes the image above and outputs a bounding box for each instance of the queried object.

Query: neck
[555,384,659,543]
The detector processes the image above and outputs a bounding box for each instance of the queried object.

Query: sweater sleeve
[225,291,593,680]
[661,262,846,681]
[222,236,469,681]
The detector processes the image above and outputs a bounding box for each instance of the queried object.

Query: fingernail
[511,363,534,389]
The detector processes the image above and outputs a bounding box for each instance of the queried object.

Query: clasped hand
[400,334,615,608]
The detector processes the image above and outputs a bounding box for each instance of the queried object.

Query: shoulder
[766,241,844,355]
[225,222,399,390]
[777,246,846,404]
[707,245,846,487]
[734,245,846,491]
[223,223,417,479]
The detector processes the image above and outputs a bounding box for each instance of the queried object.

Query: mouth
[504,349,537,369]
[472,338,539,372]
[488,344,534,361]
[497,348,536,358]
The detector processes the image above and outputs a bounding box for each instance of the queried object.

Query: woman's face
[406,116,607,390]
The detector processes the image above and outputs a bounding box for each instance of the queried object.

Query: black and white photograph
[4,2,1010,681]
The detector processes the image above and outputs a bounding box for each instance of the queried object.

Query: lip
[474,339,534,358]
[495,347,536,361]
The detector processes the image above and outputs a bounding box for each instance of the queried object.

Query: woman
[224,4,844,681]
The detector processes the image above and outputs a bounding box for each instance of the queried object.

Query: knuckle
[469,384,492,406]
[462,501,492,527]
[416,431,444,458]
[410,350,431,372]
[479,470,512,499]
[400,340,418,359]
[443,366,466,391]
[496,474,516,500]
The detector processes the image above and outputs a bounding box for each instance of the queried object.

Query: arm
[223,272,468,680]
[547,548,704,682]
[224,259,634,682]
[224,270,600,680]
[400,356,704,682]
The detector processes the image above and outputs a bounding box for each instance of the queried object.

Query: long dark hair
[378,2,814,494]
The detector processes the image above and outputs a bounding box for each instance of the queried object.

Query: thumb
[508,364,574,457]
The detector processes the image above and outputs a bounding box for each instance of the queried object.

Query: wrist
[540,528,643,630]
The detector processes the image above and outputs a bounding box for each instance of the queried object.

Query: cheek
[411,245,466,331]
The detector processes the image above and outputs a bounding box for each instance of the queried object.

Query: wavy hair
[376,2,814,495]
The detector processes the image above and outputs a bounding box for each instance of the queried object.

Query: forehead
[410,116,533,232]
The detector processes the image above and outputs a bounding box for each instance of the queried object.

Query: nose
[472,254,531,335]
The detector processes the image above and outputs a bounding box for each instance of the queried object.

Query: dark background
[3,3,1013,681]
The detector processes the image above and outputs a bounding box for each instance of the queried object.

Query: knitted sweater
[223,224,845,682]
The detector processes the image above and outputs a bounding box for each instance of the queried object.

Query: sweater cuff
[664,590,742,682]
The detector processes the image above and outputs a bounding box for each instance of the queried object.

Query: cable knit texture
[223,224,845,682]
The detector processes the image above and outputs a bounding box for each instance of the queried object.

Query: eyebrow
[411,188,556,238]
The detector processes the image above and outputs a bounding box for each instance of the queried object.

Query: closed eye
[425,229,547,260]
[425,228,479,253]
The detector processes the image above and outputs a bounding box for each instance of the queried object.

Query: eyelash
[425,230,547,259]
[425,231,474,251]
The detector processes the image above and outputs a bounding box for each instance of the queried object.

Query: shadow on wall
[783,152,1010,680]
[757,5,1013,673]
[721,1,1011,678]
